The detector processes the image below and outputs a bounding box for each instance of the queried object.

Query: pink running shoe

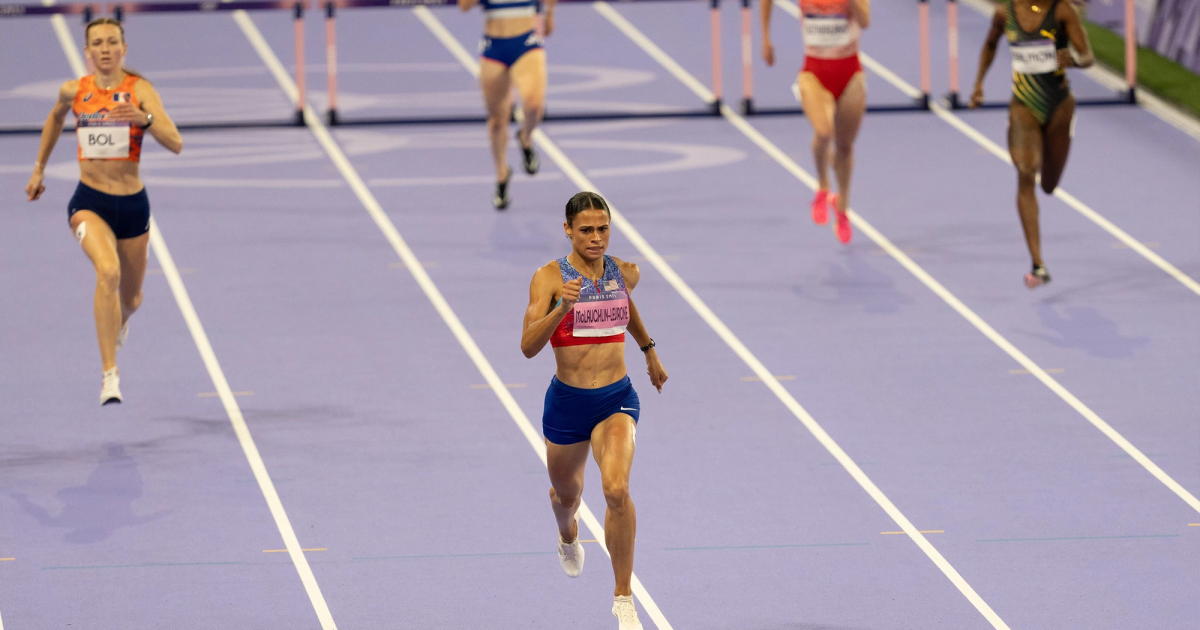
[1024,264,1051,289]
[829,194,852,244]
[811,189,830,225]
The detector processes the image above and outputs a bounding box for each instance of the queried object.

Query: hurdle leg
[326,1,339,124]
[740,0,752,115]
[918,0,930,109]
[1124,0,1137,103]
[710,0,722,114]
[946,0,959,108]
[294,1,307,125]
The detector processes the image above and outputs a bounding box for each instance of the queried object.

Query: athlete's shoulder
[611,256,640,287]
[534,260,562,282]
[60,78,81,101]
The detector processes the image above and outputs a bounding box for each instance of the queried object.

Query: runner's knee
[602,479,630,510]
[121,291,143,315]
[96,263,120,293]
[550,485,581,509]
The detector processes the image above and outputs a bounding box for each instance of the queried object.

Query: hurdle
[944,0,1138,109]
[109,0,311,125]
[0,3,98,134]
[739,0,933,116]
[321,0,725,126]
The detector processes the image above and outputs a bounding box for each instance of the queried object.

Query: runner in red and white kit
[761,0,870,244]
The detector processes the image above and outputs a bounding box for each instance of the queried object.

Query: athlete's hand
[1057,48,1075,70]
[559,277,583,312]
[26,169,46,201]
[969,85,985,108]
[645,351,667,393]
[542,11,554,37]
[108,102,148,126]
[762,40,775,67]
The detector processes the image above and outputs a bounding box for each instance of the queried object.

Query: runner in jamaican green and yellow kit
[969,0,1093,289]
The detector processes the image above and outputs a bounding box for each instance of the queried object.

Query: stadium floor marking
[265,548,327,553]
[1010,369,1064,375]
[429,6,1009,628]
[238,9,675,629]
[883,530,944,535]
[976,534,1178,543]
[595,0,1200,519]
[199,391,254,397]
[0,558,14,562]
[741,375,796,382]
[46,7,338,628]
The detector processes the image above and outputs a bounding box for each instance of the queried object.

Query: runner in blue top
[459,0,556,209]
[521,192,668,630]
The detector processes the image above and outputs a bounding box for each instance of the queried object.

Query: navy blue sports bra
[480,0,537,19]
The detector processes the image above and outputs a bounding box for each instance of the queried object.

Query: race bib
[572,291,630,338]
[1011,39,1057,74]
[77,122,130,159]
[803,15,851,48]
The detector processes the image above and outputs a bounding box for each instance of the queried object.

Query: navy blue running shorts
[542,375,639,445]
[68,181,150,240]
[480,30,543,67]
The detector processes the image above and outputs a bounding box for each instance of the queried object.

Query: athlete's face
[85,24,126,74]
[565,209,611,262]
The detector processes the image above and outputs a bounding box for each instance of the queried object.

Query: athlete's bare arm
[759,0,776,66]
[1058,0,1094,69]
[458,0,478,11]
[26,80,77,201]
[613,258,667,392]
[543,0,556,36]
[123,80,182,154]
[522,262,582,358]
[851,0,870,28]
[970,5,1006,108]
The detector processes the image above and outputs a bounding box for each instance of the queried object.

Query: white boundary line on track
[46,10,339,630]
[232,11,676,630]
[772,0,1200,297]
[956,0,1200,142]
[594,1,1200,518]
[420,5,1012,629]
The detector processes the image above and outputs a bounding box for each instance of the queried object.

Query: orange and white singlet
[73,74,144,162]
[800,0,861,60]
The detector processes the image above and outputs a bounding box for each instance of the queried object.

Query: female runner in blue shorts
[25,18,182,404]
[521,192,668,630]
[459,0,556,209]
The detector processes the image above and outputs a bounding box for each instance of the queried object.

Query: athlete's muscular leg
[831,72,867,213]
[116,232,149,324]
[1008,102,1046,267]
[591,413,637,597]
[1039,95,1076,194]
[479,60,514,182]
[799,72,836,192]
[510,48,546,151]
[546,439,590,544]
[69,211,121,371]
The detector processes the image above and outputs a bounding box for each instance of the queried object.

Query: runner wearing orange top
[761,0,870,244]
[25,18,182,405]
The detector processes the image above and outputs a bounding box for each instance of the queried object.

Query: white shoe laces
[614,597,638,624]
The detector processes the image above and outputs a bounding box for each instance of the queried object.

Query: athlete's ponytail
[565,191,611,226]
[84,18,149,83]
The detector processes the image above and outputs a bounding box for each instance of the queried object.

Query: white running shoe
[558,535,584,577]
[612,595,643,630]
[100,368,122,406]
[116,321,129,352]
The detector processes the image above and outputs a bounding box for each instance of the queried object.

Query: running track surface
[1,2,1198,628]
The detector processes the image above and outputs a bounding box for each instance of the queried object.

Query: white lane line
[597,1,1200,518]
[427,4,1008,628]
[957,0,1200,142]
[236,10,674,630]
[47,12,339,630]
[772,0,1200,297]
